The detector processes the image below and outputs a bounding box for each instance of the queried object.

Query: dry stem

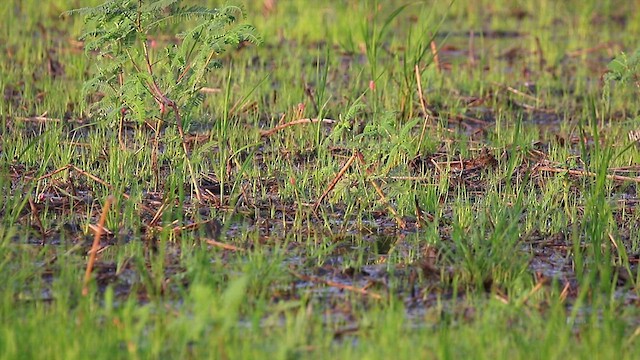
[82,196,114,296]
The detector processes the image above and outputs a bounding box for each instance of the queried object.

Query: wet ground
[4,11,640,330]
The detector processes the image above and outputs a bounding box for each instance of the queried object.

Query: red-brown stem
[313,150,359,211]
[82,196,114,296]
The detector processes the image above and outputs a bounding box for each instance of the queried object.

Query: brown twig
[36,165,71,181]
[493,82,540,102]
[369,179,406,229]
[518,276,547,305]
[384,176,440,182]
[430,40,441,72]
[37,164,156,214]
[70,165,123,195]
[566,41,616,58]
[38,164,122,196]
[149,199,170,227]
[199,87,222,94]
[13,115,62,122]
[289,269,382,300]
[261,118,336,137]
[82,196,114,296]
[559,282,571,303]
[537,166,640,184]
[204,238,244,252]
[313,150,359,211]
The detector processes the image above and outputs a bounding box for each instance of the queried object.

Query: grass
[2,0,640,358]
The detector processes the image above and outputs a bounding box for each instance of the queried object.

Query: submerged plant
[65,0,261,201]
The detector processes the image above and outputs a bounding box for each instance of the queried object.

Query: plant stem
[140,34,203,202]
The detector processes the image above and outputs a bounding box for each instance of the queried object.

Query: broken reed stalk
[261,118,336,137]
[313,150,360,211]
[415,64,430,119]
[537,166,640,184]
[314,149,405,229]
[38,164,123,197]
[204,238,244,252]
[430,40,441,72]
[369,178,406,229]
[37,164,155,213]
[517,277,547,306]
[82,195,114,296]
[149,199,170,227]
[415,64,431,152]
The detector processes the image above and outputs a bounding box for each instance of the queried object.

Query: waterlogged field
[2,0,640,358]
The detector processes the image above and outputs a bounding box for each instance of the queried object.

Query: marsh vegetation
[2,0,640,358]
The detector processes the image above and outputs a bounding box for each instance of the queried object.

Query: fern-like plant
[65,0,260,201]
[606,49,640,88]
